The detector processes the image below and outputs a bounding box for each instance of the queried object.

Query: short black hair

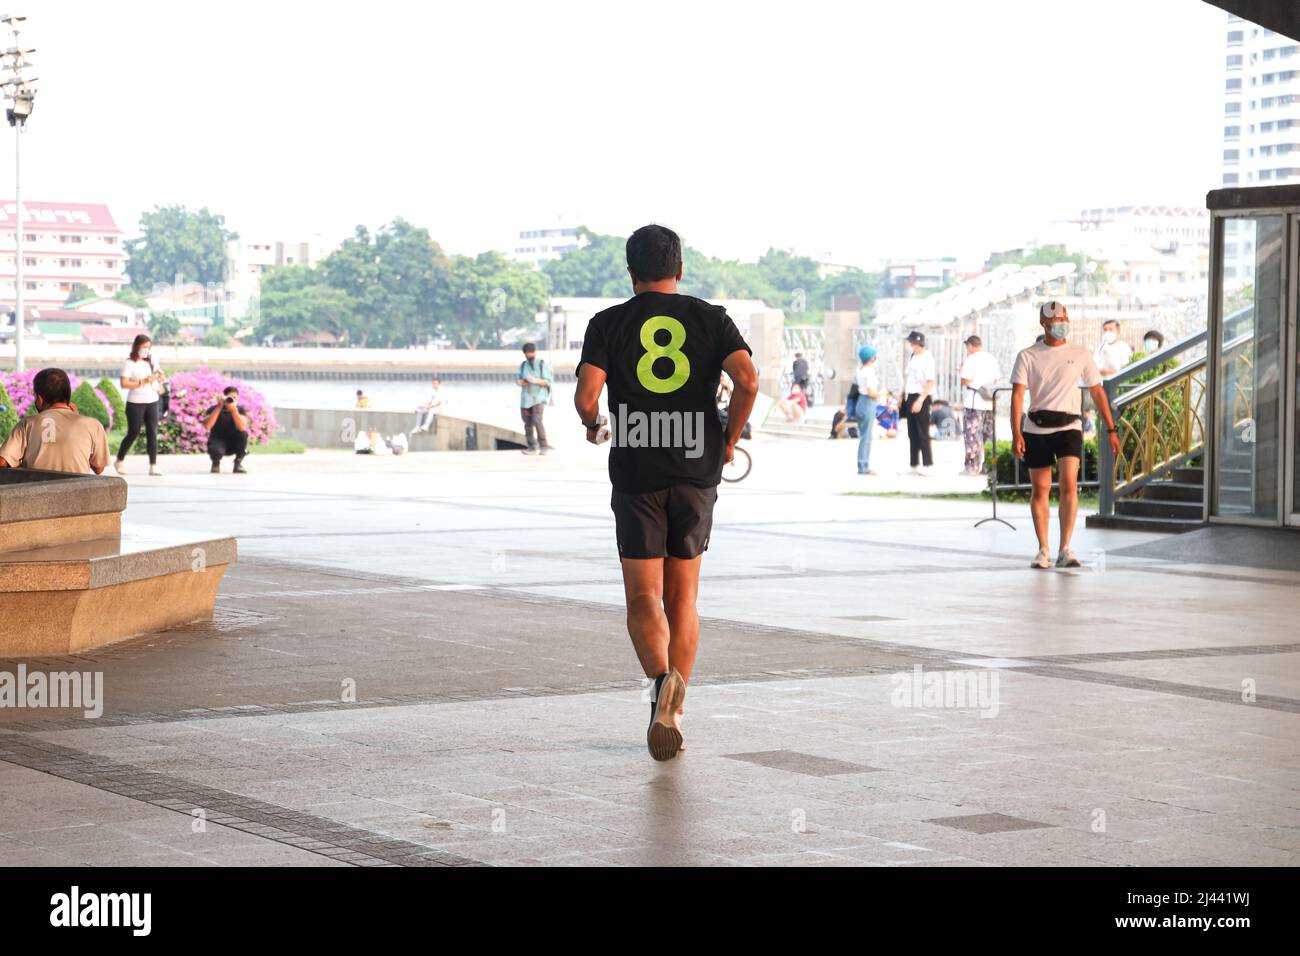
[964,335,982,347]
[223,386,238,397]
[626,224,682,283]
[522,342,536,354]
[34,367,72,405]
[1143,329,1164,346]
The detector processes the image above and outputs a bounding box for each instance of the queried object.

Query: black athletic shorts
[1023,429,1083,470]
[611,483,718,560]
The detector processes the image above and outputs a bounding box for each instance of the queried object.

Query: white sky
[15,0,1226,267]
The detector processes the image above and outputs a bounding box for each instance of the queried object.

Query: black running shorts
[1023,429,1083,470]
[611,483,718,560]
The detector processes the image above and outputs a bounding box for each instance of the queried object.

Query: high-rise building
[1222,14,1300,190]
[507,222,587,269]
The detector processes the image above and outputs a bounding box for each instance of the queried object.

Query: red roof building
[0,201,129,314]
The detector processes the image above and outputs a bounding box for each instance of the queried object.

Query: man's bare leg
[663,555,703,686]
[1056,456,1080,550]
[1029,466,1053,552]
[620,557,669,678]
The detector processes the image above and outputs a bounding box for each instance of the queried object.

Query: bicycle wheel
[722,445,752,483]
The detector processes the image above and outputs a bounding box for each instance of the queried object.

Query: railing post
[1098,378,1116,517]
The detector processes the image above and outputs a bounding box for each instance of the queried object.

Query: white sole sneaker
[113,461,126,475]
[647,669,686,762]
[1056,550,1082,568]
[1030,550,1052,570]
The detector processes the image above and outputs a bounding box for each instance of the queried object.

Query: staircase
[1088,463,1204,533]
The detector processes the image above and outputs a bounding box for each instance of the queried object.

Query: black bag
[1027,409,1081,429]
[151,359,170,418]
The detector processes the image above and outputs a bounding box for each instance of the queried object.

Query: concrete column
[745,309,787,400]
[821,310,860,406]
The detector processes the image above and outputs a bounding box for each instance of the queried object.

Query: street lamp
[2,13,36,372]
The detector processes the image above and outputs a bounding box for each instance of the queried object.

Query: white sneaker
[919,466,934,477]
[113,459,127,475]
[908,466,923,476]
[148,465,163,477]
[1030,548,1052,570]
[1056,547,1082,568]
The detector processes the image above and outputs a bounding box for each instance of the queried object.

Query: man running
[1011,301,1122,569]
[575,224,758,761]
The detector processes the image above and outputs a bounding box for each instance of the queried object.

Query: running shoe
[1056,547,1082,568]
[1030,548,1052,570]
[647,668,686,762]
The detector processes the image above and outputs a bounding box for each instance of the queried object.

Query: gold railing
[1112,363,1207,498]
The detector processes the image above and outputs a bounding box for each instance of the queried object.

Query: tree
[542,228,630,297]
[125,205,237,290]
[115,287,149,308]
[756,248,821,308]
[148,311,181,344]
[988,244,1107,295]
[257,264,355,344]
[321,219,448,347]
[442,252,549,349]
[202,327,233,347]
[64,283,98,307]
[815,267,879,315]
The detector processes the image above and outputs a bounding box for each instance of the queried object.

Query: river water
[256,378,577,430]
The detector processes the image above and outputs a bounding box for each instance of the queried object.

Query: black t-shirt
[579,291,751,494]
[205,403,248,441]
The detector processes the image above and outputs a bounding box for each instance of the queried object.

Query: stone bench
[0,470,236,656]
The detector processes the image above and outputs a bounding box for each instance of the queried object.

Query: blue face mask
[1048,322,1069,341]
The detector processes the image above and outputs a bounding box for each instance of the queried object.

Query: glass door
[1212,215,1286,523]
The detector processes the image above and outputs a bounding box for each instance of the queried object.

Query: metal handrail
[1097,324,1254,515]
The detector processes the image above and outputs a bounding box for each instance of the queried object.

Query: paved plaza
[1,433,1298,867]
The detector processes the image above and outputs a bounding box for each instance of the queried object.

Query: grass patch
[105,430,306,456]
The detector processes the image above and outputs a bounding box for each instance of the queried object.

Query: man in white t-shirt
[1094,319,1133,377]
[413,375,444,433]
[1011,302,1121,569]
[901,330,936,475]
[958,334,1000,476]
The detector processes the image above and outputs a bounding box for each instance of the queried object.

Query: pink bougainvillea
[0,366,278,454]
[0,369,114,429]
[158,368,279,454]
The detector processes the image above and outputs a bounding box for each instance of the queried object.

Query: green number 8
[636,316,690,394]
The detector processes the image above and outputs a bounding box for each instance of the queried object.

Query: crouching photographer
[203,386,250,474]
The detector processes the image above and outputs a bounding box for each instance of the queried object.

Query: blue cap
[858,345,877,363]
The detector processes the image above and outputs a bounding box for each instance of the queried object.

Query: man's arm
[721,350,759,457]
[201,405,222,430]
[575,363,607,444]
[230,405,249,433]
[1088,383,1122,458]
[1010,383,1027,460]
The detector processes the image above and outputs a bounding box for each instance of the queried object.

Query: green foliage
[71,381,110,429]
[984,436,1099,498]
[0,380,17,445]
[148,311,181,344]
[114,286,149,308]
[321,219,449,347]
[442,251,549,349]
[63,283,99,307]
[542,228,630,298]
[125,205,237,289]
[202,327,233,347]
[96,377,126,429]
[257,264,354,344]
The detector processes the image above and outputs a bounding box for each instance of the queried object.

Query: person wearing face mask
[1011,302,1121,570]
[1141,330,1164,356]
[115,333,166,476]
[1094,319,1133,377]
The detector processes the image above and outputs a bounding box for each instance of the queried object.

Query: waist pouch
[1028,409,1081,428]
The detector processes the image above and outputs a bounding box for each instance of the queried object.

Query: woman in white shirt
[115,334,165,476]
[853,345,882,475]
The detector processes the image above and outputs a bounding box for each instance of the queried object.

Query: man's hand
[1013,433,1026,460]
[724,441,736,465]
[1108,429,1121,458]
[585,426,601,446]
[911,398,922,414]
